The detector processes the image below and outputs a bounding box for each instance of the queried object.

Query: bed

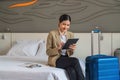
[0,38,85,80]
[0,56,70,80]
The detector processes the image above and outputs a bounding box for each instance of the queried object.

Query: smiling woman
[9,0,38,8]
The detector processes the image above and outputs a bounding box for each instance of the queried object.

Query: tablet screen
[62,38,79,49]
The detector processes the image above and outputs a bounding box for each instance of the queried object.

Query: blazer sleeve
[46,32,60,57]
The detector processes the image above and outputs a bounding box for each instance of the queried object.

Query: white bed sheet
[0,56,69,80]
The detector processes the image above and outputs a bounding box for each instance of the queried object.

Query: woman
[46,14,84,80]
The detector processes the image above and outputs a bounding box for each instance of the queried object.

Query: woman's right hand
[57,42,64,50]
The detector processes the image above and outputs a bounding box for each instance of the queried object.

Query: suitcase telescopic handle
[91,27,102,55]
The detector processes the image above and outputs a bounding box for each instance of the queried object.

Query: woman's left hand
[69,44,76,50]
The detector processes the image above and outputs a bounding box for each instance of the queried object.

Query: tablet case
[62,38,79,49]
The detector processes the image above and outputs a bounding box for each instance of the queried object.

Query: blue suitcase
[86,55,119,80]
[85,28,119,80]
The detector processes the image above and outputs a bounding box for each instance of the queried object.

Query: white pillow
[7,40,44,56]
[36,41,48,62]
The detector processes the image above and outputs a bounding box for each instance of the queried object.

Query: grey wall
[0,0,120,33]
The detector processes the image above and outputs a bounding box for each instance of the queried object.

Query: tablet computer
[62,38,79,49]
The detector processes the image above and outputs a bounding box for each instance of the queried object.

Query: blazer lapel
[55,30,61,43]
[66,32,70,40]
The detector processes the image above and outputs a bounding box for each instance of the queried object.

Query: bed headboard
[0,33,120,60]
[11,33,48,45]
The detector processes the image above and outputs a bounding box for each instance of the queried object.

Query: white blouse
[60,35,67,56]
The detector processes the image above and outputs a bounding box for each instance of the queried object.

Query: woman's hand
[69,44,76,51]
[57,42,64,50]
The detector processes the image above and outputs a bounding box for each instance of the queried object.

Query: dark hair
[59,14,71,23]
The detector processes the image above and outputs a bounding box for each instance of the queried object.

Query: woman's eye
[63,23,66,25]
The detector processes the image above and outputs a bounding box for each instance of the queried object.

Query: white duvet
[0,56,85,80]
[0,56,69,80]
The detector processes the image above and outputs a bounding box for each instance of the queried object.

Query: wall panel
[0,33,120,60]
[0,0,120,32]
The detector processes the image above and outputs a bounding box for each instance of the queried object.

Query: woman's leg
[72,58,85,80]
[56,56,84,80]
[65,67,77,80]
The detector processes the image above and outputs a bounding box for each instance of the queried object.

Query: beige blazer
[46,29,74,67]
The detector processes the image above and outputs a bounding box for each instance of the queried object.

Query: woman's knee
[70,57,79,64]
